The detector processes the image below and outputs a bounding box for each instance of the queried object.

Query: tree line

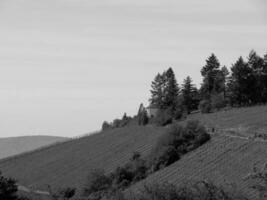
[102,50,267,130]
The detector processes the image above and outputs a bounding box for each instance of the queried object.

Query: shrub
[0,171,18,200]
[83,169,112,199]
[154,108,173,126]
[149,146,180,171]
[148,120,210,172]
[211,94,226,110]
[102,121,112,131]
[199,99,212,113]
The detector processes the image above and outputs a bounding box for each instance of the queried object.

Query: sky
[0,0,266,137]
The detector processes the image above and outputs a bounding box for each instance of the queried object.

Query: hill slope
[0,126,165,189]
[131,135,267,199]
[0,105,266,197]
[0,136,67,159]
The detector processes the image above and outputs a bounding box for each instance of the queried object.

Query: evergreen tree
[137,103,149,126]
[164,68,180,112]
[247,50,265,103]
[228,57,253,105]
[150,73,165,109]
[200,54,221,98]
[182,76,199,114]
[221,66,230,98]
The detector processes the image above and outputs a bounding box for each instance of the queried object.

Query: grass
[0,105,267,199]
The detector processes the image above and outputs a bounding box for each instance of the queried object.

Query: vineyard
[131,134,267,199]
[0,105,266,198]
[0,126,165,190]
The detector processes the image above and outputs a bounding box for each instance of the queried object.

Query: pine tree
[247,50,265,103]
[221,66,229,98]
[182,76,199,114]
[137,103,149,125]
[149,73,165,109]
[228,57,253,105]
[200,54,221,98]
[164,67,180,112]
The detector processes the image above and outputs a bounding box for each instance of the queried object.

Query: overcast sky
[0,0,266,137]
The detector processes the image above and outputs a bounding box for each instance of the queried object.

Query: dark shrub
[148,121,210,172]
[199,99,212,113]
[150,146,180,171]
[211,94,226,111]
[83,169,112,199]
[102,121,112,131]
[0,171,18,200]
[154,108,173,126]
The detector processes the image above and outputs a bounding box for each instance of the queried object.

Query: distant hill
[0,135,68,159]
[0,105,266,199]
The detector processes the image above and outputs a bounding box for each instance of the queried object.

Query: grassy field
[131,134,267,199]
[0,105,266,198]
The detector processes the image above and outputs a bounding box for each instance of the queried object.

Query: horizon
[0,0,267,137]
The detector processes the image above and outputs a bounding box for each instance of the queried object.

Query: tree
[221,66,230,98]
[149,73,165,109]
[137,103,149,126]
[228,57,254,105]
[149,68,181,120]
[0,171,18,200]
[200,54,221,98]
[247,50,264,103]
[164,68,180,113]
[102,121,112,131]
[182,76,199,114]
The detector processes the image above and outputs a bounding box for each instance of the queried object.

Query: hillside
[0,136,67,159]
[131,134,267,199]
[0,126,165,190]
[0,105,266,198]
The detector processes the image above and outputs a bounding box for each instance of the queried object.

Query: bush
[149,146,180,171]
[148,120,210,172]
[83,169,112,199]
[154,108,173,126]
[199,99,212,113]
[0,171,18,200]
[211,94,226,110]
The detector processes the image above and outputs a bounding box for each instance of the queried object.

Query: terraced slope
[0,126,165,190]
[132,135,267,199]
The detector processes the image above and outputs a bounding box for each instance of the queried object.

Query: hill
[0,105,266,198]
[131,134,267,199]
[0,126,165,190]
[0,136,67,159]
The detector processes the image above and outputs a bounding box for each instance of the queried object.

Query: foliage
[0,171,19,200]
[182,76,200,114]
[211,93,226,111]
[149,67,182,119]
[102,113,133,130]
[199,99,212,113]
[149,120,210,172]
[153,108,173,126]
[137,104,149,126]
[200,53,223,98]
[82,169,112,199]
